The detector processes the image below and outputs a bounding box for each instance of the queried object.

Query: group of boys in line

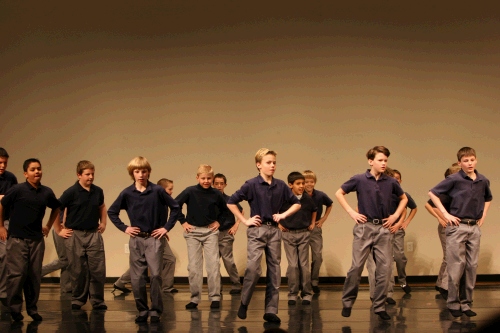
[0,145,491,324]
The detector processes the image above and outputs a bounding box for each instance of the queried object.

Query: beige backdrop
[1,1,498,279]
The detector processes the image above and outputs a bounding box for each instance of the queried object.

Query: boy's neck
[464,169,476,180]
[27,180,40,189]
[305,188,314,196]
[370,168,382,180]
[260,172,273,184]
[79,180,91,191]
[135,181,147,192]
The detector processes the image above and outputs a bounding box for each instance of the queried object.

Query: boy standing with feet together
[429,147,492,318]
[108,157,179,323]
[336,146,407,321]
[228,148,301,323]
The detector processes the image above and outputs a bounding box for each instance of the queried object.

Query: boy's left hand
[228,224,239,235]
[278,223,288,232]
[151,227,168,239]
[42,226,50,237]
[98,223,106,234]
[383,214,398,228]
[272,213,286,222]
[208,221,220,232]
[389,222,401,233]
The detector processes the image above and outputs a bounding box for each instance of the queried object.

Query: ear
[288,183,293,189]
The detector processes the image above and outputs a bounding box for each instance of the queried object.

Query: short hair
[76,160,95,175]
[127,156,151,180]
[197,164,214,176]
[23,158,41,172]
[0,147,9,158]
[302,170,317,182]
[255,148,277,164]
[157,178,173,188]
[213,173,227,184]
[457,147,476,161]
[366,146,390,160]
[445,163,461,177]
[392,169,402,179]
[288,171,305,184]
[384,167,395,177]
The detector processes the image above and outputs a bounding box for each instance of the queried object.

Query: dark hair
[392,169,401,179]
[287,171,305,184]
[76,160,95,174]
[23,158,41,172]
[457,147,476,161]
[0,148,9,158]
[366,146,390,160]
[384,167,395,177]
[213,173,227,184]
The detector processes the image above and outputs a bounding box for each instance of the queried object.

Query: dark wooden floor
[1,284,499,332]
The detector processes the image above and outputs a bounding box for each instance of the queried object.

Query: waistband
[249,221,279,228]
[287,228,310,233]
[460,219,478,225]
[73,227,99,232]
[136,231,152,238]
[366,219,386,225]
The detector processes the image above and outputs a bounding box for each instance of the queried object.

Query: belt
[366,219,385,225]
[288,228,309,233]
[262,221,278,227]
[460,219,478,225]
[136,232,152,238]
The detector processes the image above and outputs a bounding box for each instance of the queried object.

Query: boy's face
[24,162,42,185]
[78,168,95,187]
[458,155,477,174]
[164,183,174,196]
[213,177,226,193]
[0,157,8,175]
[393,173,401,184]
[289,179,305,196]
[368,153,388,174]
[257,154,276,177]
[304,177,316,193]
[133,169,149,185]
[197,173,213,189]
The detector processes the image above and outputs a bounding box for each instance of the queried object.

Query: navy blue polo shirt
[280,192,317,230]
[59,181,105,230]
[108,181,180,233]
[430,169,492,220]
[228,174,300,222]
[219,193,243,231]
[428,194,451,211]
[341,170,404,220]
[0,170,18,220]
[175,184,228,227]
[1,181,60,239]
[309,189,333,221]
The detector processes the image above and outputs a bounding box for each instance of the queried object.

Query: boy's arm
[335,188,367,223]
[0,203,6,241]
[98,204,107,233]
[228,209,243,235]
[273,203,300,222]
[402,207,418,229]
[228,204,261,227]
[389,207,407,233]
[108,193,140,236]
[308,211,317,230]
[43,207,61,237]
[54,208,73,238]
[428,191,460,225]
[316,205,332,228]
[478,201,491,227]
[383,193,408,228]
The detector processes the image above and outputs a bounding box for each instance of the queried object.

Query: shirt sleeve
[47,189,61,209]
[161,190,180,231]
[341,176,358,194]
[322,192,334,207]
[0,186,17,208]
[108,191,128,232]
[484,180,493,202]
[430,177,454,196]
[174,189,190,224]
[228,181,251,205]
[405,192,417,209]
[58,188,72,209]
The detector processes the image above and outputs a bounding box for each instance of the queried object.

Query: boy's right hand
[348,211,367,224]
[125,226,141,237]
[243,215,261,227]
[437,218,448,228]
[443,212,460,226]
[58,228,73,239]
[182,222,196,233]
[0,226,6,241]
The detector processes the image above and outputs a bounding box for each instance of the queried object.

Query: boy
[0,158,61,321]
[108,156,179,323]
[302,170,333,294]
[227,148,301,323]
[0,148,18,306]
[175,165,228,309]
[429,147,492,317]
[213,173,243,295]
[280,171,317,305]
[336,146,407,321]
[54,160,107,310]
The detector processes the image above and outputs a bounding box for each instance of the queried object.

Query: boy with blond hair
[429,147,492,317]
[302,170,333,294]
[228,148,301,323]
[175,165,228,309]
[108,157,179,323]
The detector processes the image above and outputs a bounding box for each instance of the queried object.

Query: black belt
[288,228,309,233]
[366,219,385,225]
[460,219,478,225]
[262,221,278,227]
[136,232,152,238]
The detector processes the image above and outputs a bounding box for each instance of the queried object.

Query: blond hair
[157,178,173,188]
[197,164,214,176]
[127,156,151,180]
[302,170,317,182]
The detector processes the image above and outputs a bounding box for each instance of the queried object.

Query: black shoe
[229,289,242,295]
[288,300,296,305]
[11,312,24,321]
[169,288,179,293]
[438,288,448,300]
[112,283,131,293]
[135,315,148,323]
[386,297,396,305]
[150,316,160,322]
[185,302,198,309]
[312,286,320,294]
[302,300,311,305]
[237,303,247,319]
[210,301,220,309]
[72,304,82,310]
[341,307,352,317]
[462,310,477,317]
[401,284,411,294]
[30,313,43,321]
[93,304,108,310]
[449,309,463,317]
[435,286,440,292]
[263,313,281,323]
[375,311,391,320]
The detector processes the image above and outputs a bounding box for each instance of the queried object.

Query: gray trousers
[446,223,481,311]
[436,224,448,290]
[184,227,220,303]
[282,229,313,301]
[0,220,8,299]
[309,226,323,287]
[241,225,281,314]
[342,223,392,312]
[41,229,71,293]
[6,237,44,315]
[129,236,164,317]
[367,250,394,298]
[65,229,106,307]
[218,229,241,291]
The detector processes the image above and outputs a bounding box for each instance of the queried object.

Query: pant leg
[6,237,30,314]
[42,229,71,293]
[461,225,481,311]
[309,226,323,287]
[445,224,467,311]
[436,224,448,290]
[202,229,221,301]
[86,231,106,307]
[371,226,393,312]
[184,229,204,304]
[241,227,266,307]
[218,230,241,291]
[115,268,131,289]
[342,223,373,309]
[282,232,300,300]
[0,221,8,299]
[65,231,91,306]
[393,229,408,286]
[297,231,313,301]
[366,251,376,299]
[143,237,164,317]
[23,239,44,316]
[161,239,176,292]
[129,237,149,316]
[264,226,281,314]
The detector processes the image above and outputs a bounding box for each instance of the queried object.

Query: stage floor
[1,284,499,332]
